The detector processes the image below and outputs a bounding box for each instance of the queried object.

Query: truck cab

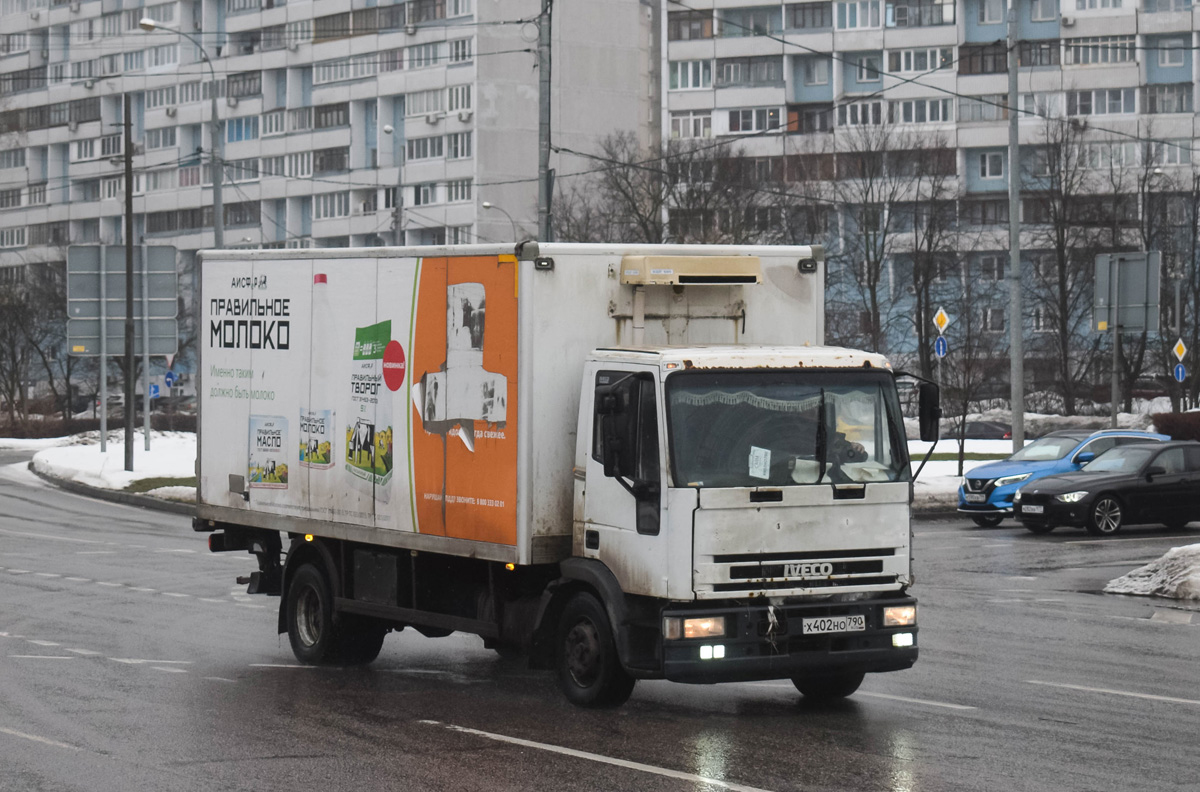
[562,346,920,702]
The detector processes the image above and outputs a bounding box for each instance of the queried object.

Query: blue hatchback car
[957,429,1170,526]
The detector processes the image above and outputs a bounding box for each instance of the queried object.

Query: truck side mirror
[603,434,622,478]
[596,391,622,416]
[918,382,940,443]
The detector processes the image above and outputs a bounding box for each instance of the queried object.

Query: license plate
[965,493,986,503]
[1023,504,1044,514]
[802,615,866,635]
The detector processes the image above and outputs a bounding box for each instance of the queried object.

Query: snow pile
[30,431,197,502]
[1104,544,1200,600]
[0,435,76,451]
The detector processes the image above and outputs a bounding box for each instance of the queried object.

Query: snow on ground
[0,435,77,451]
[1105,545,1200,601]
[29,431,197,502]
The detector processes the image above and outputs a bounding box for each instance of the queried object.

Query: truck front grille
[701,547,901,595]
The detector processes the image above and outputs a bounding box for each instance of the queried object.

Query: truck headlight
[1056,491,1088,503]
[994,473,1031,488]
[883,605,916,627]
[663,616,726,640]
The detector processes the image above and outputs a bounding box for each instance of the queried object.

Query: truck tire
[556,592,635,708]
[792,670,865,702]
[286,564,340,665]
[337,615,388,666]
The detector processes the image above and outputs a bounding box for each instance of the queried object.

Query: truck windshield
[665,370,909,488]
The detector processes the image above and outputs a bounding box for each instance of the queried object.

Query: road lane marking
[33,573,61,578]
[1065,536,1193,545]
[95,582,123,587]
[162,592,191,598]
[249,664,313,669]
[129,587,156,593]
[0,727,79,751]
[8,655,74,660]
[856,691,977,710]
[151,666,188,673]
[1028,680,1200,706]
[27,640,59,647]
[1150,610,1193,625]
[109,659,192,665]
[419,720,776,792]
[0,527,104,545]
[65,648,101,656]
[63,577,90,583]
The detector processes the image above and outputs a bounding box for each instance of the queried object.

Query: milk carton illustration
[299,273,336,470]
[248,415,288,489]
[345,319,393,500]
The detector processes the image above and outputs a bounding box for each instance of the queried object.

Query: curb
[29,462,197,518]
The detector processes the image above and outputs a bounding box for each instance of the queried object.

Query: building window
[449,38,472,63]
[717,57,784,88]
[263,110,285,136]
[856,55,882,82]
[407,42,442,69]
[406,136,444,161]
[888,0,955,26]
[124,50,144,71]
[1159,39,1187,67]
[720,7,782,36]
[0,188,20,208]
[963,199,1009,226]
[1146,140,1192,166]
[803,58,830,85]
[313,192,351,220]
[979,0,1004,22]
[836,100,883,126]
[313,147,349,174]
[146,127,177,150]
[1063,36,1135,65]
[0,227,26,248]
[1075,0,1121,8]
[671,110,712,139]
[314,103,349,129]
[226,117,260,142]
[1019,40,1060,67]
[412,182,438,206]
[788,104,834,133]
[407,89,444,116]
[668,10,714,40]
[1144,0,1190,10]
[0,148,24,169]
[1066,88,1136,115]
[887,47,954,73]
[446,131,472,160]
[147,44,178,69]
[983,308,1005,333]
[980,254,1005,280]
[1031,0,1057,20]
[446,179,472,202]
[448,84,471,111]
[889,98,953,123]
[670,60,712,90]
[960,43,1008,74]
[836,0,881,28]
[145,87,177,109]
[728,107,783,132]
[979,152,1004,179]
[1144,83,1194,114]
[288,152,312,177]
[72,139,96,162]
[228,71,262,98]
[790,2,833,28]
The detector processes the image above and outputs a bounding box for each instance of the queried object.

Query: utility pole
[123,94,135,472]
[1007,4,1024,453]
[537,0,552,241]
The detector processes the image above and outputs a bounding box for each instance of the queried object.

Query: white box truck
[195,243,939,707]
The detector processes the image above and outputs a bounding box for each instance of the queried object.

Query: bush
[0,413,195,439]
[1150,412,1200,441]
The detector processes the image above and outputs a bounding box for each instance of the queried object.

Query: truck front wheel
[286,564,340,664]
[792,670,865,702]
[556,592,635,708]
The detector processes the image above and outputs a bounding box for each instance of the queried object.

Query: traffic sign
[934,336,948,358]
[1173,339,1187,363]
[66,245,179,356]
[933,307,950,335]
[150,384,160,399]
[1175,363,1187,383]
[164,371,176,388]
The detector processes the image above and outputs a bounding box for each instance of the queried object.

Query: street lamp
[482,201,518,242]
[139,17,223,249]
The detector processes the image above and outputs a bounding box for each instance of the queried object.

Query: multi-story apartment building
[0,0,652,280]
[662,0,1200,399]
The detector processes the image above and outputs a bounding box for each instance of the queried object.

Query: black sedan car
[1014,441,1200,536]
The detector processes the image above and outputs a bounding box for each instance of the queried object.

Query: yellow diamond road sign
[1174,339,1187,362]
[933,307,950,335]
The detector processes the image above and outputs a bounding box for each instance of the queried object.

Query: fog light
[663,617,682,640]
[700,645,713,660]
[713,645,725,659]
[892,632,914,648]
[883,605,916,627]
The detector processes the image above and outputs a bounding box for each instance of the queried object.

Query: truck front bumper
[660,596,917,684]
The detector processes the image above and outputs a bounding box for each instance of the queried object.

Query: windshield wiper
[816,390,827,482]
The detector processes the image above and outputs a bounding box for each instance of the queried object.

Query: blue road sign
[150,384,160,399]
[934,336,948,358]
[1175,363,1186,383]
[164,371,175,388]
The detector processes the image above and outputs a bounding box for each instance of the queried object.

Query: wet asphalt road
[2,450,1199,792]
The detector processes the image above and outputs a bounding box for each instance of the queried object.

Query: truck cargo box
[197,243,824,565]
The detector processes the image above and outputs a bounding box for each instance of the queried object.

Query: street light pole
[482,201,518,242]
[139,18,223,249]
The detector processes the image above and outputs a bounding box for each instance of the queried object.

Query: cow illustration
[349,420,375,469]
[306,438,319,462]
[264,459,276,480]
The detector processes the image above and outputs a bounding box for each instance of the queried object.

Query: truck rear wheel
[286,564,340,664]
[556,592,635,708]
[792,670,865,702]
[337,615,388,665]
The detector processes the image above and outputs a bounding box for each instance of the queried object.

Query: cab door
[579,365,667,597]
